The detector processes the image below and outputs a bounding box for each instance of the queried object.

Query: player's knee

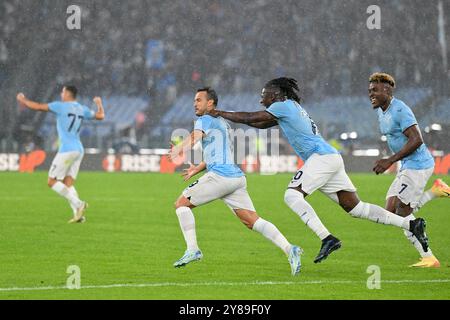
[337,196,353,212]
[174,196,191,209]
[63,176,74,187]
[339,201,354,213]
[241,219,254,229]
[236,210,259,229]
[174,200,182,209]
[337,191,359,213]
[385,205,396,214]
[395,202,412,217]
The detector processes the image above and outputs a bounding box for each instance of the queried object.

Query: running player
[16,85,105,223]
[369,72,449,268]
[168,87,302,275]
[208,77,430,264]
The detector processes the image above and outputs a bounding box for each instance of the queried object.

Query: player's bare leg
[48,177,86,223]
[234,209,302,275]
[385,196,439,268]
[173,195,202,267]
[63,176,87,223]
[336,191,429,253]
[284,186,341,264]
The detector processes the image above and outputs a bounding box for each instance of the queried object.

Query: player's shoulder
[269,100,289,109]
[194,114,216,130]
[391,97,412,112]
[198,114,215,121]
[267,100,296,115]
[48,101,68,113]
[51,101,79,109]
[49,100,65,107]
[196,114,215,125]
[78,102,91,110]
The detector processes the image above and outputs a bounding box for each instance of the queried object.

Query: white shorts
[386,167,434,209]
[288,153,356,195]
[49,151,84,180]
[182,171,256,212]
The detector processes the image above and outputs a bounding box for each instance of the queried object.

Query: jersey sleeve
[266,101,288,119]
[48,102,64,115]
[397,106,417,132]
[194,116,213,133]
[83,106,96,120]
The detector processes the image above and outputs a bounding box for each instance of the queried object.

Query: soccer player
[369,72,449,268]
[16,85,105,223]
[208,77,430,264]
[168,87,302,275]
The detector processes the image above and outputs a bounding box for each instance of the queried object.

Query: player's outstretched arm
[168,130,204,163]
[208,109,276,126]
[182,161,206,181]
[373,124,423,175]
[16,93,49,112]
[93,97,105,120]
[247,119,278,129]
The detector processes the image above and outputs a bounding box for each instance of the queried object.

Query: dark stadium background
[0,0,448,174]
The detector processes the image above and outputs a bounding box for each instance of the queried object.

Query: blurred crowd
[0,0,449,152]
[1,0,449,97]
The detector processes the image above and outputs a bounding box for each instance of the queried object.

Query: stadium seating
[420,97,450,125]
[153,88,437,140]
[1,1,448,152]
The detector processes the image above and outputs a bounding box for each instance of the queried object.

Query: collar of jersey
[382,97,395,114]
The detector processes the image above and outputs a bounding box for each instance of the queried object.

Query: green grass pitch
[0,172,449,300]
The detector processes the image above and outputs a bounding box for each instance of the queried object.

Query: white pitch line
[0,197,151,202]
[0,279,449,292]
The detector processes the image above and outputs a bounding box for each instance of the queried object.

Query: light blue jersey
[194,115,244,178]
[48,101,96,153]
[266,100,338,161]
[377,97,434,170]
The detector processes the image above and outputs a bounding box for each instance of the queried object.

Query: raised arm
[93,97,105,120]
[373,124,424,175]
[16,93,49,112]
[209,109,277,126]
[168,130,204,163]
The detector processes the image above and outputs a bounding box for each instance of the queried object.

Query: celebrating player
[168,87,302,275]
[16,85,105,223]
[369,72,449,268]
[208,77,430,264]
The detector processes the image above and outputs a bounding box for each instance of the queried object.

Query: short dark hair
[63,85,78,98]
[197,87,218,106]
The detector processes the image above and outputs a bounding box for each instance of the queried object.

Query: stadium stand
[0,0,448,152]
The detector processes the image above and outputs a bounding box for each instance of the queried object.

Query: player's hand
[182,163,197,181]
[207,109,220,118]
[93,97,102,105]
[16,93,26,103]
[168,142,182,163]
[373,158,394,175]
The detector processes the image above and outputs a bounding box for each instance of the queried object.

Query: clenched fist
[93,97,102,105]
[16,93,26,102]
